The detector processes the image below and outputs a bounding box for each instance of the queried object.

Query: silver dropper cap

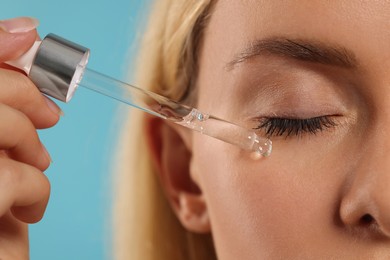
[29,33,90,102]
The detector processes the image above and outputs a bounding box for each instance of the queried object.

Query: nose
[339,132,390,237]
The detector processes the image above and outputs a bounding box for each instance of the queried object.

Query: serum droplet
[250,151,263,160]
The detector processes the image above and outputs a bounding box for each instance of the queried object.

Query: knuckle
[8,111,37,145]
[9,70,35,91]
[19,110,33,127]
[0,98,30,126]
[0,104,38,152]
[0,159,20,187]
[0,69,40,103]
[14,109,35,132]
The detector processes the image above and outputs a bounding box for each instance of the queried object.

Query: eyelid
[253,115,338,138]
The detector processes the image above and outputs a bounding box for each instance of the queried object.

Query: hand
[0,17,61,259]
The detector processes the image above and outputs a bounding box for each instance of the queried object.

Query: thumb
[0,17,39,63]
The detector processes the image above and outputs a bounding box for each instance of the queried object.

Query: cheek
[192,132,354,257]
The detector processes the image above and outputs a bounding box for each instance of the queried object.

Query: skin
[0,18,60,259]
[149,0,390,259]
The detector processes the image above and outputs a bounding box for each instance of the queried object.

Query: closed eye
[254,116,337,138]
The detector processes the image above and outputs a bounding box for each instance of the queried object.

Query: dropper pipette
[79,68,272,157]
[6,34,272,157]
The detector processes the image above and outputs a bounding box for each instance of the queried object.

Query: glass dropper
[5,33,272,157]
[79,68,272,157]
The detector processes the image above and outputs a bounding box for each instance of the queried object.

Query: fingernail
[0,17,39,33]
[41,143,53,163]
[44,96,64,116]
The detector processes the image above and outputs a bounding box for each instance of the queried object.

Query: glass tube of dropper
[78,67,273,157]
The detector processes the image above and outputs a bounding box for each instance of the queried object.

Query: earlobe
[177,192,211,233]
[145,116,211,233]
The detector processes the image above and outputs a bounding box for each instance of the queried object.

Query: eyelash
[254,116,337,138]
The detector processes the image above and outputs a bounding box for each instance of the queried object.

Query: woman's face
[191,0,390,258]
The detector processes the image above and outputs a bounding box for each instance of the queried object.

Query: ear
[145,116,211,233]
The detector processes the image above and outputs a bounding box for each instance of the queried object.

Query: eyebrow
[226,37,358,70]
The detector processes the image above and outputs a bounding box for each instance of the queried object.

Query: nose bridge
[356,74,390,173]
[339,111,390,236]
[350,126,390,200]
[365,94,390,172]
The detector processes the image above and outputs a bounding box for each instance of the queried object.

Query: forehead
[194,0,390,113]
[203,0,390,62]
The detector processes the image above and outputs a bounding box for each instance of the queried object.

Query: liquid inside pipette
[78,67,272,157]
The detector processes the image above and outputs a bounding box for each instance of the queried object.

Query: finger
[0,103,50,171]
[0,69,61,129]
[0,17,38,62]
[0,158,50,223]
[0,211,29,259]
[0,63,26,72]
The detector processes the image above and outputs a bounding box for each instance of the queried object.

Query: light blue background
[1,0,150,259]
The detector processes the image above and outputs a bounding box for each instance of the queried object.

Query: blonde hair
[113,1,217,259]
